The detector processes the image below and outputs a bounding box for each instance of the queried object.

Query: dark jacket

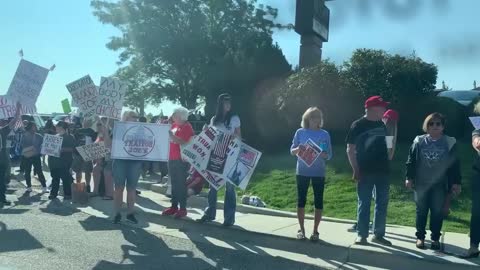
[405,134,461,191]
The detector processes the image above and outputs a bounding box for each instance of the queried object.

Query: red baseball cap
[383,109,399,121]
[365,96,390,109]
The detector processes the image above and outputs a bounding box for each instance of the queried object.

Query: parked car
[438,90,480,106]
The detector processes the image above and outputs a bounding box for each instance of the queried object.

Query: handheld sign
[225,143,262,190]
[61,99,72,114]
[297,139,322,167]
[96,77,127,119]
[111,122,170,161]
[7,59,49,107]
[76,142,110,162]
[0,95,36,120]
[41,134,63,157]
[470,117,480,130]
[66,75,97,119]
[181,127,218,171]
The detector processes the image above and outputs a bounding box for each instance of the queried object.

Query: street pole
[295,0,331,69]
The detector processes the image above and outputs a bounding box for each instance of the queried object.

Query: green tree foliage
[91,0,291,112]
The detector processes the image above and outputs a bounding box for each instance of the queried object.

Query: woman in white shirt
[198,93,241,226]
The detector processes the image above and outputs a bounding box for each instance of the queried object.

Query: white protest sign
[181,127,218,171]
[470,117,480,130]
[41,134,63,157]
[7,59,49,106]
[76,141,110,162]
[225,143,262,190]
[196,168,226,191]
[206,132,241,175]
[297,139,322,167]
[111,121,170,161]
[96,77,127,119]
[66,75,98,119]
[0,95,36,120]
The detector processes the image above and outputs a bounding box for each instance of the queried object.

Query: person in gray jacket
[405,113,461,250]
[21,121,47,193]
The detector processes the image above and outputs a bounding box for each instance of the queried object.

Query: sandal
[310,232,320,242]
[297,230,306,240]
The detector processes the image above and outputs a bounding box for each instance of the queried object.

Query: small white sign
[76,141,110,162]
[41,134,63,158]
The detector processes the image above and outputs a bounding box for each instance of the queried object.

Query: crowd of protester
[3,93,480,259]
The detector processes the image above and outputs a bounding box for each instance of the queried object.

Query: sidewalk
[8,173,480,269]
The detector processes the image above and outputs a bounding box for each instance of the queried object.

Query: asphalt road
[0,185,326,270]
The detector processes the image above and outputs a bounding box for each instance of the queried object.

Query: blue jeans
[204,182,236,225]
[112,159,142,190]
[357,174,390,238]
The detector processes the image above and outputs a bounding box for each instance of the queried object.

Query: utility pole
[295,0,331,69]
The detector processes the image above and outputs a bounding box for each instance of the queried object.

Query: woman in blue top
[291,107,332,241]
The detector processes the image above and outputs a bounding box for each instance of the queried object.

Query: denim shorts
[112,159,142,190]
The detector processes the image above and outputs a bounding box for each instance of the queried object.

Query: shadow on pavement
[0,222,44,253]
[40,200,80,217]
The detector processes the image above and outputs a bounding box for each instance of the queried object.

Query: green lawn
[237,142,475,234]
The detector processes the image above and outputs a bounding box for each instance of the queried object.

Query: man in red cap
[346,96,392,246]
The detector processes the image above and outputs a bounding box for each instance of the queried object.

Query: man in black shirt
[346,96,392,246]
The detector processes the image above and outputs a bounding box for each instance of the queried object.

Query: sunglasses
[428,121,443,127]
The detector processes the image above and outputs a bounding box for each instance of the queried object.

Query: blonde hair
[122,111,138,121]
[301,107,324,129]
[422,112,445,133]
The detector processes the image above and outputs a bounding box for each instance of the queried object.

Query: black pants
[296,175,325,210]
[471,173,480,248]
[0,163,6,202]
[24,155,46,188]
[168,160,189,209]
[415,183,446,241]
[50,166,72,197]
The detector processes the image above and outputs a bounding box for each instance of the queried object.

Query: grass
[234,142,475,234]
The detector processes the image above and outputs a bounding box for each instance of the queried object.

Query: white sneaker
[26,187,32,192]
[42,187,49,193]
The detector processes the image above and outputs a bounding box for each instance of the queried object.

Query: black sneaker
[354,236,369,245]
[431,241,441,251]
[126,214,138,224]
[113,213,122,224]
[196,216,214,223]
[371,236,392,247]
[347,223,358,232]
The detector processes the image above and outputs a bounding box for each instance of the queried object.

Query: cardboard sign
[7,59,49,106]
[226,143,262,190]
[41,134,63,157]
[297,139,322,167]
[61,99,71,114]
[206,132,237,174]
[111,122,170,161]
[0,95,36,120]
[196,168,226,191]
[76,141,110,162]
[470,117,480,130]
[66,75,97,118]
[181,127,218,171]
[96,77,127,119]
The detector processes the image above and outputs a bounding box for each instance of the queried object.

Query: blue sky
[1,0,479,115]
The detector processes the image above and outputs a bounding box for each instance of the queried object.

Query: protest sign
[96,77,127,119]
[61,99,71,114]
[41,134,63,157]
[181,127,218,171]
[206,132,239,175]
[76,141,110,162]
[470,117,480,130]
[7,59,49,106]
[197,168,227,191]
[226,143,262,190]
[111,122,170,161]
[66,75,97,118]
[297,139,322,167]
[0,95,36,120]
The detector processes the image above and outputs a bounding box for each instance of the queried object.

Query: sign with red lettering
[181,127,218,172]
[0,95,36,120]
[6,59,49,107]
[66,75,98,119]
[111,121,170,161]
[96,77,127,119]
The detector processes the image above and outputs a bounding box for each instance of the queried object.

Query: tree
[91,0,291,112]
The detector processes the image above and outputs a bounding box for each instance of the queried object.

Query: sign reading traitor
[111,122,170,161]
[96,77,127,119]
[7,59,49,107]
[66,75,97,118]
[76,141,110,162]
[41,134,63,157]
[0,95,36,120]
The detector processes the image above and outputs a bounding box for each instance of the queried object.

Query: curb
[147,182,356,225]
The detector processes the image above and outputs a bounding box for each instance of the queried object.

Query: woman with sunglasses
[405,112,461,250]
